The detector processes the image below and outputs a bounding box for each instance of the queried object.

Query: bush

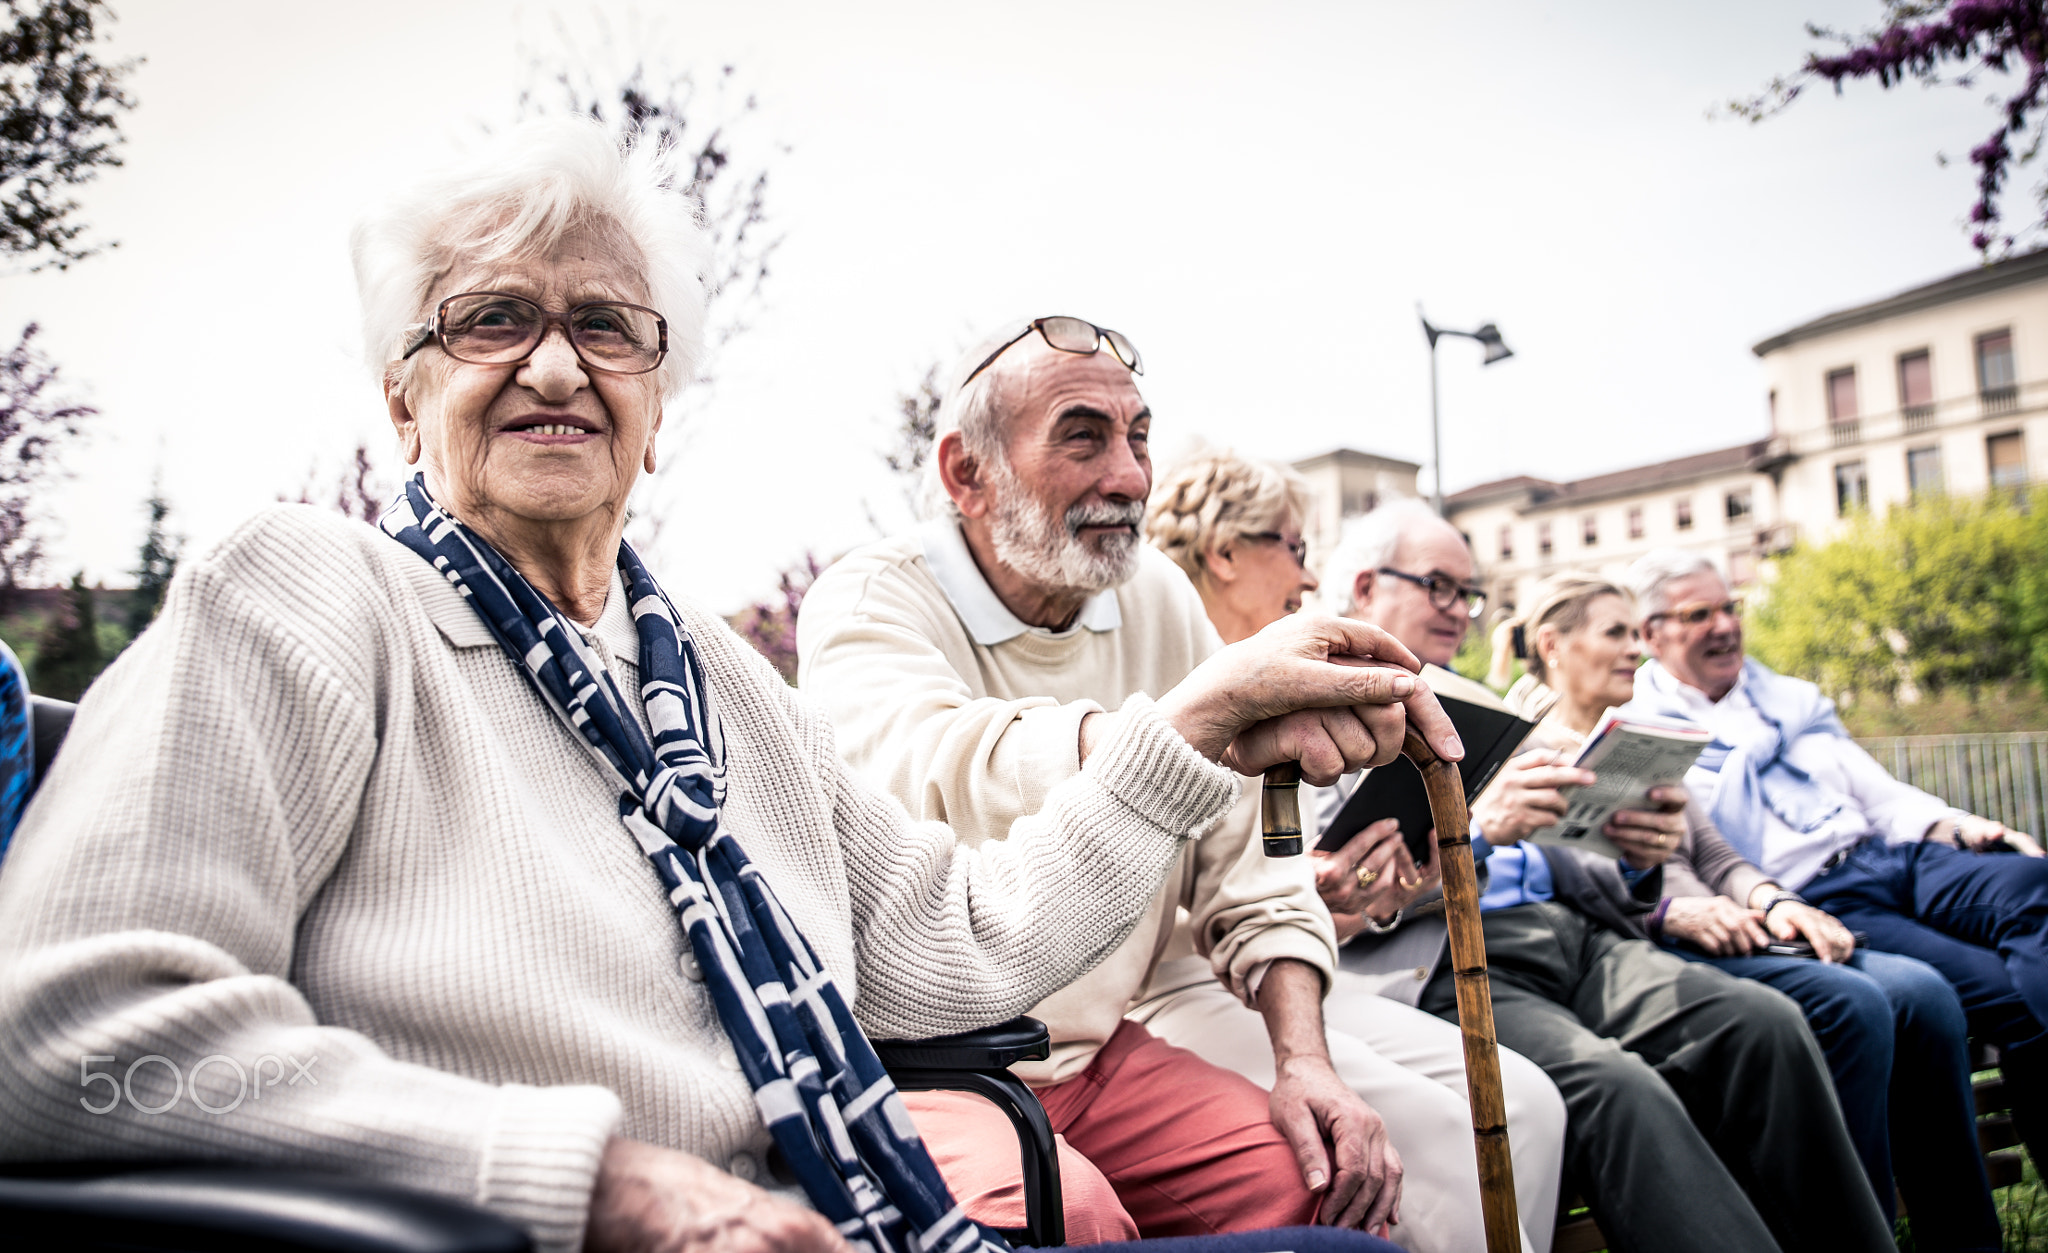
[1749,487,2048,701]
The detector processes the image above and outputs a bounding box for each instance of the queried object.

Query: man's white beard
[986,460,1144,595]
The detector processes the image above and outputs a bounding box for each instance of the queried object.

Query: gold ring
[1357,865,1381,888]
[1398,876,1420,891]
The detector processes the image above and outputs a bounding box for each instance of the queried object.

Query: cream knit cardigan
[0,506,1238,1252]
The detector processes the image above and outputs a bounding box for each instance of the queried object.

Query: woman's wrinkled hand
[1604,786,1690,871]
[586,1138,849,1253]
[1313,817,1441,921]
[1469,750,1592,845]
[1662,895,1770,956]
[1153,614,1463,784]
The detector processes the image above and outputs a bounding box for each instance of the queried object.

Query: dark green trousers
[1420,902,1894,1253]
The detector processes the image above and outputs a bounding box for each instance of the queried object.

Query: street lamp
[1420,309,1514,515]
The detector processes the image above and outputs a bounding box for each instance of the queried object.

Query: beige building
[1290,447,1421,559]
[1292,249,2048,615]
[1441,444,1781,613]
[1753,247,2045,547]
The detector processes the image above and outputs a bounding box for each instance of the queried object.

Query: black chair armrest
[30,695,74,785]
[872,1016,1052,1072]
[875,1017,1063,1247]
[0,1164,532,1252]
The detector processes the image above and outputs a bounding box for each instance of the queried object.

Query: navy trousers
[1678,944,1998,1251]
[1808,839,2048,1196]
[1806,840,2048,1053]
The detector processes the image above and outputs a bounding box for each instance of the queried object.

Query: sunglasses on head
[1648,598,1744,628]
[961,316,1143,390]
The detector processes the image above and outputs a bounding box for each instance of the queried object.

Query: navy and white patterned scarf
[381,475,1002,1253]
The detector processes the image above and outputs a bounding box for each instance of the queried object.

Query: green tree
[1748,488,2048,699]
[127,484,178,633]
[1,0,139,270]
[2015,490,2048,695]
[32,569,99,698]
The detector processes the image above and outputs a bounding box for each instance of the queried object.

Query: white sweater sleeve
[0,526,618,1253]
[785,678,1239,1040]
[796,552,1102,837]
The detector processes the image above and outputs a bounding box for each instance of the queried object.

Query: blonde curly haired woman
[1145,449,1318,644]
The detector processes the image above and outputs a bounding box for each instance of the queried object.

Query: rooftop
[1445,440,1767,512]
[1752,248,2048,356]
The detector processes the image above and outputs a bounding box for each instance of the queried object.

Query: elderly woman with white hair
[0,123,1426,1253]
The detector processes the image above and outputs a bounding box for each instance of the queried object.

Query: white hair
[1318,498,1452,615]
[918,318,1032,520]
[1624,548,1719,619]
[351,117,711,399]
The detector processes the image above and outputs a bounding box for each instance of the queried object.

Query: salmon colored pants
[903,1020,1320,1242]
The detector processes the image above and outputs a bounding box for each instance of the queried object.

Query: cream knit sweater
[796,526,1336,1084]
[0,506,1240,1252]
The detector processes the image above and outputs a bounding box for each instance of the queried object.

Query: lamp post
[1420,309,1514,515]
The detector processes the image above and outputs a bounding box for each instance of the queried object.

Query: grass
[1839,681,2048,739]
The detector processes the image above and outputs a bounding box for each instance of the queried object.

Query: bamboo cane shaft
[1403,726,1520,1253]
[1261,760,1305,857]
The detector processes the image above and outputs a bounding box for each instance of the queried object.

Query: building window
[1582,514,1598,547]
[1989,430,2028,490]
[1537,521,1553,556]
[1898,349,1934,431]
[1725,488,1753,520]
[1674,497,1693,530]
[1978,329,2018,414]
[1498,525,1513,560]
[1907,445,1943,498]
[1835,460,1869,515]
[1628,505,1644,539]
[1827,367,1860,444]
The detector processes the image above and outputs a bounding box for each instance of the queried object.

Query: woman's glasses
[1647,598,1744,629]
[960,316,1143,390]
[1376,567,1488,619]
[1246,532,1310,568]
[401,292,669,376]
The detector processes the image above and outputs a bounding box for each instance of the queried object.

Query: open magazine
[1526,711,1712,859]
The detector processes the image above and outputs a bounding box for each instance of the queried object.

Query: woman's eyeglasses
[401,291,669,376]
[960,316,1143,390]
[1376,567,1488,619]
[1647,598,1744,629]
[1246,532,1309,568]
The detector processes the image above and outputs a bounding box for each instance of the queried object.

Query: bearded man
[797,317,1562,1253]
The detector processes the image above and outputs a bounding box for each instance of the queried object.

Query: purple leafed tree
[0,323,93,613]
[1736,0,2048,253]
[727,552,824,685]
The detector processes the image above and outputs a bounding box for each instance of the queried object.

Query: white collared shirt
[1638,664,1960,891]
[915,517,1121,645]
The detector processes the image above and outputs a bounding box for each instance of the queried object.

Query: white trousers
[1132,972,1567,1253]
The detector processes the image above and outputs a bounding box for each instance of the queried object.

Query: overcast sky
[0,0,2010,612]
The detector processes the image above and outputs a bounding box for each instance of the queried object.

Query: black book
[1315,668,1537,863]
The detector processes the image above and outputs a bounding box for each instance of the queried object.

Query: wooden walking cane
[1262,734,1519,1253]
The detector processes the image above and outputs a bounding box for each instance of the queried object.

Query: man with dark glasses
[797,316,1535,1251]
[1627,546,2048,1178]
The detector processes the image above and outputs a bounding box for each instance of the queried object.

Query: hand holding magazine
[1525,711,1711,859]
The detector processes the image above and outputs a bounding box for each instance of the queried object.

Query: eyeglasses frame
[959,316,1144,391]
[1244,531,1310,568]
[1375,566,1488,620]
[400,291,671,377]
[1645,598,1745,630]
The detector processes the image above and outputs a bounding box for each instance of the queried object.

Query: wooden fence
[1857,732,2048,841]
